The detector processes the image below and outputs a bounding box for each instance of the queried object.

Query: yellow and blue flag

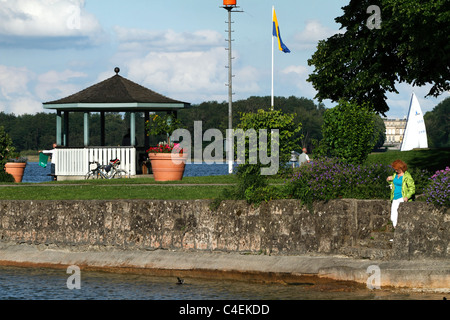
[273,9,290,53]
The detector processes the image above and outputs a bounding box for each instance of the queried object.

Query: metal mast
[222,2,242,174]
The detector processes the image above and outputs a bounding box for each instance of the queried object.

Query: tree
[232,109,302,204]
[424,97,450,148]
[316,100,376,164]
[307,0,450,115]
[371,114,386,150]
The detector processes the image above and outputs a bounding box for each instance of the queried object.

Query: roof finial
[114,67,120,75]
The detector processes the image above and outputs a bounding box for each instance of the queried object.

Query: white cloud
[0,65,89,115]
[280,64,316,98]
[0,65,34,99]
[35,69,87,102]
[0,65,43,115]
[110,27,260,103]
[126,48,229,102]
[385,83,450,118]
[0,0,103,47]
[8,97,42,115]
[293,20,342,50]
[114,26,223,52]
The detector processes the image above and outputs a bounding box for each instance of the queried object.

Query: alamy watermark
[67,1,82,30]
[170,121,280,176]
[366,265,381,290]
[366,5,382,30]
[67,265,81,290]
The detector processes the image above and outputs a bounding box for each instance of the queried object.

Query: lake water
[22,162,234,183]
[0,265,445,302]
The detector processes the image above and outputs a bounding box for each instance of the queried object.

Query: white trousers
[391,198,404,228]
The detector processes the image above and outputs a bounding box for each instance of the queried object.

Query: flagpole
[271,6,274,110]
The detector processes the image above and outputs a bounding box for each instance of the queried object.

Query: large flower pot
[148,153,187,181]
[5,162,27,183]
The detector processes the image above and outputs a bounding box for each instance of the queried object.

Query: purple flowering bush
[424,167,450,207]
[285,158,392,204]
[285,158,431,206]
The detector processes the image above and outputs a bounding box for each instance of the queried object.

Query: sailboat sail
[400,93,428,151]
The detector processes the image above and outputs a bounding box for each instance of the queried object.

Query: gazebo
[43,67,190,180]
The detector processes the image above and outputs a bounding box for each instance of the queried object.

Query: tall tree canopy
[307,0,449,115]
[424,97,450,148]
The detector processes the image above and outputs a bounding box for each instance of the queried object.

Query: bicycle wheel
[85,171,94,179]
[113,169,128,179]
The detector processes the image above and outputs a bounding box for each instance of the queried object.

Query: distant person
[298,148,311,166]
[122,129,137,146]
[386,159,415,230]
[40,143,58,176]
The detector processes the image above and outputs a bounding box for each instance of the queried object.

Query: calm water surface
[22,162,232,183]
[0,266,445,300]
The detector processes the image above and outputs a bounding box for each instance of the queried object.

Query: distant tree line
[0,95,448,154]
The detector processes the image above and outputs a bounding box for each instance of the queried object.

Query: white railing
[55,147,136,177]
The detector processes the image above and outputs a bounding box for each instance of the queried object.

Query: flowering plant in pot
[146,141,183,154]
[7,156,28,163]
[145,114,187,181]
[0,126,27,183]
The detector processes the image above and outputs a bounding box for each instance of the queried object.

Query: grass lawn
[1,148,448,200]
[0,184,228,200]
[366,148,450,173]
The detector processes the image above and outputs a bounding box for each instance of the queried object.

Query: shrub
[285,158,394,205]
[0,126,16,169]
[286,158,434,206]
[424,167,450,208]
[216,109,302,206]
[315,100,376,164]
[0,171,15,183]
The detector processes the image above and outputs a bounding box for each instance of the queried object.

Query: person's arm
[41,149,55,156]
[403,173,416,201]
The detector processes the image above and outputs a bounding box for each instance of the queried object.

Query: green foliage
[372,114,386,150]
[237,109,301,164]
[145,113,183,144]
[285,158,432,207]
[0,126,16,169]
[316,100,376,164]
[366,148,450,174]
[424,97,450,148]
[216,109,302,205]
[0,171,15,183]
[307,0,449,114]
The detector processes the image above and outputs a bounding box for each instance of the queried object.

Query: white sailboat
[400,93,428,151]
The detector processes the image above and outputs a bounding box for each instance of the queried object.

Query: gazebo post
[56,111,62,146]
[83,112,90,147]
[100,112,105,146]
[63,111,69,147]
[130,112,136,147]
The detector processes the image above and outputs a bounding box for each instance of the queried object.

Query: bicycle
[105,158,128,179]
[85,159,128,179]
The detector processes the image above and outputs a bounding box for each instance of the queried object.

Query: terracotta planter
[148,153,187,181]
[5,162,27,183]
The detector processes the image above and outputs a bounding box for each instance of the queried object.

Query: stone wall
[0,199,448,260]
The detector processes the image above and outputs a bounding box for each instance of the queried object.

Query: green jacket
[389,171,415,201]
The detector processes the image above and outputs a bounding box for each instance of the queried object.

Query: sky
[0,0,447,119]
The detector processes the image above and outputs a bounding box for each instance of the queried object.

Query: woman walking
[386,160,415,228]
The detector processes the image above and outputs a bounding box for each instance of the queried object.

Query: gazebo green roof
[43,68,190,112]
